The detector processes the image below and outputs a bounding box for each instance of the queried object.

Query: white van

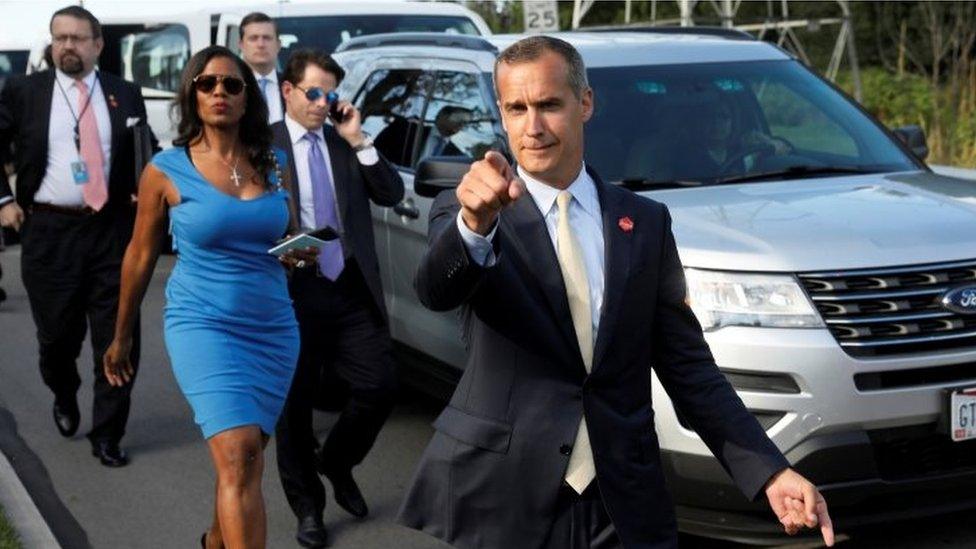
[95,2,490,146]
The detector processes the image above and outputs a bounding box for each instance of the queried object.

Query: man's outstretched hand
[764,468,834,546]
[457,151,525,235]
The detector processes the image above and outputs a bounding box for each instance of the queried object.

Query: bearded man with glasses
[0,5,156,467]
[271,48,404,548]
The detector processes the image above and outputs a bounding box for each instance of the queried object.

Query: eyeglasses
[295,85,338,104]
[52,34,93,46]
[193,74,246,95]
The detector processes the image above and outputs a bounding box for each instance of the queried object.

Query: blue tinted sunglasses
[296,85,337,104]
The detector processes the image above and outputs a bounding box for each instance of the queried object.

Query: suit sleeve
[0,77,21,202]
[650,204,789,501]
[414,189,496,312]
[356,150,404,207]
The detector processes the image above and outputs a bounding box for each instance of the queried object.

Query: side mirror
[892,125,929,161]
[415,156,474,198]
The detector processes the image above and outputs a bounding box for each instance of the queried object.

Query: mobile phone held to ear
[326,90,345,124]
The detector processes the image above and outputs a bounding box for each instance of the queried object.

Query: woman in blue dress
[103,46,313,548]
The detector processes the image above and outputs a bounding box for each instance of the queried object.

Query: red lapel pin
[108,94,118,108]
[618,216,634,233]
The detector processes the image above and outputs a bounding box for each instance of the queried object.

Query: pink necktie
[77,80,107,211]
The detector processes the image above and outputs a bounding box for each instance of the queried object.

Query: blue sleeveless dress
[152,147,299,439]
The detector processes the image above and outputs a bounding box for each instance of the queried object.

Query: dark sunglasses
[193,74,246,95]
[295,85,338,104]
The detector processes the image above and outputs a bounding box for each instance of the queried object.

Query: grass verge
[0,505,21,549]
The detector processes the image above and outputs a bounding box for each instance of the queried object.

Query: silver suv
[333,31,976,543]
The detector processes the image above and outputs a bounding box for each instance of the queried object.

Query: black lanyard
[55,72,100,154]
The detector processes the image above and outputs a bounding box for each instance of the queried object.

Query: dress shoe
[316,458,368,518]
[295,514,330,548]
[52,397,80,437]
[91,440,129,467]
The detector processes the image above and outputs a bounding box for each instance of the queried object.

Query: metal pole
[838,0,862,101]
[626,0,632,24]
[573,0,597,29]
[679,0,695,27]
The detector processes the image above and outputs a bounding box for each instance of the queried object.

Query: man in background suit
[0,5,156,467]
[240,11,285,124]
[271,49,403,548]
[399,36,833,548]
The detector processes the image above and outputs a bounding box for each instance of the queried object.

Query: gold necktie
[556,191,596,494]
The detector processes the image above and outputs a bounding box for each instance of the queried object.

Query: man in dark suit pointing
[399,36,833,548]
[0,5,156,467]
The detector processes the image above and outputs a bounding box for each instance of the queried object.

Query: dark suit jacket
[398,166,789,549]
[271,120,404,320]
[0,69,156,213]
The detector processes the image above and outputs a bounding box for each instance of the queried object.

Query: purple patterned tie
[304,132,345,280]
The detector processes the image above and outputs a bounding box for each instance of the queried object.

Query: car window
[119,24,190,95]
[277,15,480,60]
[0,50,28,90]
[751,79,858,158]
[584,60,916,185]
[416,71,500,165]
[355,69,433,168]
[225,24,241,55]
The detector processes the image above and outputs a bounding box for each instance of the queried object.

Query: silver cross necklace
[216,152,244,186]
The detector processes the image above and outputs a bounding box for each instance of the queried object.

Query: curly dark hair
[173,46,275,187]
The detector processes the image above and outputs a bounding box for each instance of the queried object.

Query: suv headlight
[684,268,825,331]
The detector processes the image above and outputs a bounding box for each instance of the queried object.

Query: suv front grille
[798,259,976,357]
[868,423,976,481]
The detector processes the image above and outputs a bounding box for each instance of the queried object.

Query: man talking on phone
[270,48,404,548]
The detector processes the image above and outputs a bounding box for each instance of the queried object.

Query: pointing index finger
[484,151,513,181]
[817,496,834,546]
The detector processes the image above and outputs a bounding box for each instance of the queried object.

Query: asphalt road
[0,248,974,549]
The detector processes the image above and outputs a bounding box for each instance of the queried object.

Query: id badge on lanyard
[71,160,90,184]
[71,123,89,184]
[58,76,97,185]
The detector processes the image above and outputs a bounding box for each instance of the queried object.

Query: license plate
[949,387,976,442]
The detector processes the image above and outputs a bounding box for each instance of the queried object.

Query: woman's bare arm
[104,164,177,386]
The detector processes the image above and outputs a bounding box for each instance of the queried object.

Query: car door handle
[394,199,420,219]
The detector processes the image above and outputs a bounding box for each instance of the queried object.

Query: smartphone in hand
[327,90,345,124]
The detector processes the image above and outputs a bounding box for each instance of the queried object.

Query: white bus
[95,2,490,146]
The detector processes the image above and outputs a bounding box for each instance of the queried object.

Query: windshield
[0,50,29,89]
[581,60,918,185]
[276,14,480,63]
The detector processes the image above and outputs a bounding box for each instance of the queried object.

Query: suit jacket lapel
[592,171,633,371]
[500,194,584,371]
[36,71,56,184]
[271,123,301,232]
[98,73,124,164]
[324,128,351,228]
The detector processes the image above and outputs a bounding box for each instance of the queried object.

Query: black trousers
[276,261,396,519]
[20,208,140,443]
[543,483,623,549]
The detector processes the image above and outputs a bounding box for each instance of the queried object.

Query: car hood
[643,171,976,272]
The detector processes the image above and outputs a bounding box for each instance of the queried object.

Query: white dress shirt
[458,165,606,338]
[34,69,113,206]
[284,114,379,230]
[255,69,283,124]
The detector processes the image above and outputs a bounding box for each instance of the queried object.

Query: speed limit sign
[524,0,559,33]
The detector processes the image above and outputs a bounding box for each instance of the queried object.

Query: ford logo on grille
[942,285,976,315]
